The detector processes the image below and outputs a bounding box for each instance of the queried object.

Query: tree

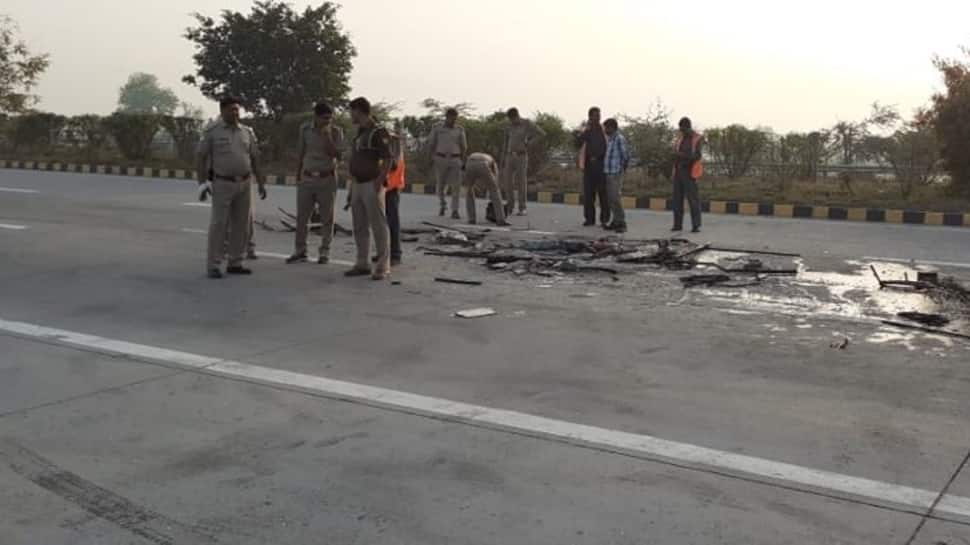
[930,46,970,195]
[9,112,65,153]
[529,111,568,176]
[117,73,179,115]
[102,113,159,160]
[621,100,675,179]
[183,1,356,121]
[65,115,109,160]
[0,16,50,115]
[160,116,205,163]
[863,108,941,199]
[705,124,769,179]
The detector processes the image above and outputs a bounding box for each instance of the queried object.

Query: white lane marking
[179,228,207,234]
[1,316,968,521]
[453,223,557,236]
[182,202,210,207]
[864,256,970,270]
[0,187,39,194]
[0,223,27,231]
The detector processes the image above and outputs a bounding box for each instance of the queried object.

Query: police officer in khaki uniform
[502,108,545,216]
[345,97,392,281]
[286,102,343,265]
[427,108,467,219]
[196,96,266,279]
[463,152,510,226]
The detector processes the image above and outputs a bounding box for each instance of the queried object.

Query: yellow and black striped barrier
[3,159,967,227]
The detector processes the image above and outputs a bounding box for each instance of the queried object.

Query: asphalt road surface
[1,169,969,545]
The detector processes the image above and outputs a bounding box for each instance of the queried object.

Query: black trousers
[672,173,702,230]
[583,161,610,225]
[385,188,401,259]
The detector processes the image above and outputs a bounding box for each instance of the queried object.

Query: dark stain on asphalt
[0,438,218,545]
[315,431,370,449]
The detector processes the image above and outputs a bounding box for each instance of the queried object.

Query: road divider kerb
[2,161,968,228]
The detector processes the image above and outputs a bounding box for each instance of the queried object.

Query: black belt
[303,169,335,178]
[213,173,251,182]
[436,153,461,159]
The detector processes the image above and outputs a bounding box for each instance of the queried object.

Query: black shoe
[613,224,628,234]
[345,267,371,277]
[286,253,308,264]
[226,266,253,275]
[317,256,329,265]
[371,256,378,263]
[496,220,512,227]
[207,269,223,279]
[246,251,259,260]
[602,223,613,230]
[583,221,595,227]
[671,227,683,232]
[390,256,402,267]
[691,227,701,233]
[439,205,446,217]
[451,211,460,220]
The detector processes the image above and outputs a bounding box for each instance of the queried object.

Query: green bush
[65,115,110,161]
[160,116,204,163]
[9,111,66,153]
[103,112,159,160]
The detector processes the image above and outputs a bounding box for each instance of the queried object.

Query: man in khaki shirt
[427,108,467,219]
[463,152,510,226]
[196,96,266,279]
[502,108,545,216]
[286,102,343,265]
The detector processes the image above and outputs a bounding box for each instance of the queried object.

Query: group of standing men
[196,97,706,280]
[196,96,402,281]
[576,109,704,234]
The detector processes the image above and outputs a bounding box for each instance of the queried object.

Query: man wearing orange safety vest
[384,122,406,266]
[672,117,704,233]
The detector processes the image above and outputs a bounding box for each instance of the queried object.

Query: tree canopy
[117,73,179,115]
[183,1,356,120]
[0,16,50,115]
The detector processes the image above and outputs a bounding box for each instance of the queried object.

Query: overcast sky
[5,0,969,131]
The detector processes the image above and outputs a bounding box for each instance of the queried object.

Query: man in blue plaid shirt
[603,118,630,233]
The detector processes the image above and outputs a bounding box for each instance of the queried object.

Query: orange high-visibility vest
[386,158,405,190]
[386,132,406,190]
[673,132,704,179]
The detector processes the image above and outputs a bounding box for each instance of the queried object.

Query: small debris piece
[707,246,802,258]
[881,320,970,341]
[435,277,483,286]
[917,272,939,285]
[391,280,402,286]
[897,312,951,328]
[435,231,470,245]
[680,274,731,288]
[830,337,850,350]
[455,308,497,319]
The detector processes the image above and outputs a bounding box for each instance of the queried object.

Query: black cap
[349,97,371,114]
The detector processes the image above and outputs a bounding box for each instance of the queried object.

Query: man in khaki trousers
[502,108,545,216]
[287,102,344,265]
[427,108,467,219]
[345,97,392,281]
[463,152,510,226]
[196,96,266,279]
